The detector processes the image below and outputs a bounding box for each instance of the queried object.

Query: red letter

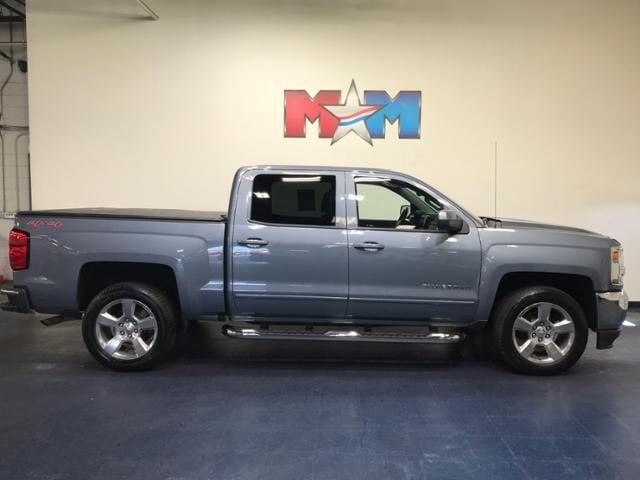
[284,90,340,138]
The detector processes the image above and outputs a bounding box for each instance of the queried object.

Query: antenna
[494,141,498,218]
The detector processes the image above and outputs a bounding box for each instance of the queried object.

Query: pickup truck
[1,165,628,375]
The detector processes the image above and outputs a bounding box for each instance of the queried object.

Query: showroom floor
[1,310,639,480]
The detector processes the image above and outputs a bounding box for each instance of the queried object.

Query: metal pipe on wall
[0,131,5,214]
[136,0,158,20]
[14,131,27,211]
[0,21,13,213]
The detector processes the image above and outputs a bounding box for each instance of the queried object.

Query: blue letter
[364,91,421,139]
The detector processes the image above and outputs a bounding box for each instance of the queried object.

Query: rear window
[250,174,336,226]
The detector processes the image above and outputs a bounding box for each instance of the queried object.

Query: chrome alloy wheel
[511,302,576,365]
[94,298,158,360]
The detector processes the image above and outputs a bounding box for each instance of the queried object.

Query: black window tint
[251,174,336,226]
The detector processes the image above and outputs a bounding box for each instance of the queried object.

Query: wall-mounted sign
[284,80,421,145]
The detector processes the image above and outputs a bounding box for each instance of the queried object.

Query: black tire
[82,282,178,371]
[491,286,588,375]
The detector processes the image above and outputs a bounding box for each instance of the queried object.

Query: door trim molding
[234,293,474,305]
[233,293,347,301]
[350,296,475,305]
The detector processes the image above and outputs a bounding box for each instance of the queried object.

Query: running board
[222,325,464,344]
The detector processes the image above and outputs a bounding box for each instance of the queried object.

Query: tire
[491,286,588,375]
[82,282,178,371]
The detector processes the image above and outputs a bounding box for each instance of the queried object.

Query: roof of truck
[243,165,402,174]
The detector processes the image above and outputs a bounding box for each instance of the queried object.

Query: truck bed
[18,208,227,222]
[13,208,227,319]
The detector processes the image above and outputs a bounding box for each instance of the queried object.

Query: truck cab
[227,166,482,326]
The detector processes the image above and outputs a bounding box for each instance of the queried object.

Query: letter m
[284,90,340,138]
[364,91,421,139]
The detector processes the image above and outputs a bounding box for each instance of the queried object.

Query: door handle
[238,238,269,248]
[354,242,385,251]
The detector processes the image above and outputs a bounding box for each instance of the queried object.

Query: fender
[476,243,604,320]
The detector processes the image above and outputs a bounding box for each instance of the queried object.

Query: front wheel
[491,286,588,375]
[82,282,178,371]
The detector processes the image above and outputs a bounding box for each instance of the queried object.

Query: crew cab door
[228,169,349,322]
[345,173,482,323]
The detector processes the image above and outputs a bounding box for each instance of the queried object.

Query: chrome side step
[222,325,464,344]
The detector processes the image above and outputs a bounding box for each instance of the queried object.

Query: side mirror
[437,210,464,234]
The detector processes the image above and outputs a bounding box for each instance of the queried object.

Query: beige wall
[27,0,640,298]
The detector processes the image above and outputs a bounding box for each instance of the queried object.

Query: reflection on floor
[1,309,639,480]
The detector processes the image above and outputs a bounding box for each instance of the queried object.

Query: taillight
[9,228,29,270]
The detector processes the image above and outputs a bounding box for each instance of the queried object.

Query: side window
[357,183,407,221]
[251,174,336,226]
[355,177,442,230]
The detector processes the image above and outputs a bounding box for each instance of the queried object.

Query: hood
[484,217,607,238]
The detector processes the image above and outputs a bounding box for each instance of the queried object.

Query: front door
[346,174,482,323]
[230,170,349,322]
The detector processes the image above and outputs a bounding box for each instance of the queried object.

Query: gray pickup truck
[2,165,628,374]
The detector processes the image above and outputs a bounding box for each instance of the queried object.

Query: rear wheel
[491,286,588,375]
[82,282,177,371]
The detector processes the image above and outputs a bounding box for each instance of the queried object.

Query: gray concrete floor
[1,310,639,480]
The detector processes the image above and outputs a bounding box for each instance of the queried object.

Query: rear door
[229,169,349,322]
[345,173,482,323]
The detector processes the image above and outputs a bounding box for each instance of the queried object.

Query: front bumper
[595,290,628,349]
[0,287,33,314]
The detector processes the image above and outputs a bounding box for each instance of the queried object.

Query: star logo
[324,80,383,145]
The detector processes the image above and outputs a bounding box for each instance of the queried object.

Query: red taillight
[9,228,29,270]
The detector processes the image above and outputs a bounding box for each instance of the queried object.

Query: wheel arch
[486,272,597,331]
[77,261,182,324]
